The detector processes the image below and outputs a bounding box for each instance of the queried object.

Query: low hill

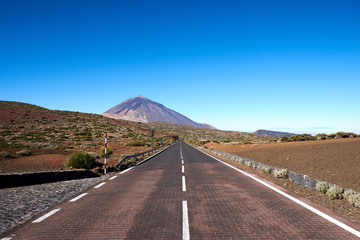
[149,122,270,144]
[254,129,295,138]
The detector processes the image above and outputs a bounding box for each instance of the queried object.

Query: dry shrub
[348,194,360,208]
[343,189,357,199]
[274,169,289,178]
[326,185,344,200]
[315,181,329,194]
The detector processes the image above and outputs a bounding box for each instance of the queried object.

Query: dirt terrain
[0,144,152,174]
[206,138,360,192]
[205,138,360,223]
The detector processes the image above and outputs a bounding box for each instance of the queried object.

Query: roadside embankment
[0,170,99,189]
[197,144,360,224]
[0,175,109,236]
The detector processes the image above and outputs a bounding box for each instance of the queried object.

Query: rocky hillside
[0,101,174,151]
[102,95,216,129]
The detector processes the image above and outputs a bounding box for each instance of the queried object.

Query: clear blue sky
[1,0,359,134]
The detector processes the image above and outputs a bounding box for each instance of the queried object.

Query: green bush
[335,132,357,138]
[316,181,329,194]
[326,185,343,200]
[0,138,9,148]
[67,151,97,169]
[273,169,289,178]
[315,134,327,140]
[289,134,316,142]
[328,133,336,139]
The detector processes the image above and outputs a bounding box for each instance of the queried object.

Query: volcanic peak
[102,95,215,129]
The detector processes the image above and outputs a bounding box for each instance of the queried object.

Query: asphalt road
[2,141,360,239]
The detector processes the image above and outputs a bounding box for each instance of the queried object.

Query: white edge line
[195,146,360,238]
[69,193,88,202]
[1,237,12,240]
[94,182,106,189]
[32,208,61,223]
[182,176,186,192]
[109,175,118,180]
[183,200,190,240]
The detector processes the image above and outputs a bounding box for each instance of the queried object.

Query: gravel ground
[0,175,109,236]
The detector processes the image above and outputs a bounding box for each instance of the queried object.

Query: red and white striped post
[104,132,107,175]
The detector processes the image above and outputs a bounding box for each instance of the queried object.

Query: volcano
[102,95,215,129]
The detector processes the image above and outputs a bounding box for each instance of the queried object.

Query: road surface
[2,141,360,239]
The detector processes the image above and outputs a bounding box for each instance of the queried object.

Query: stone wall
[0,170,99,189]
[208,149,321,190]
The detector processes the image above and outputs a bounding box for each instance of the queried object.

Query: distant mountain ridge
[254,129,295,138]
[102,95,216,129]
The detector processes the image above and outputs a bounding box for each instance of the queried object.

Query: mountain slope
[102,95,216,129]
[0,100,175,150]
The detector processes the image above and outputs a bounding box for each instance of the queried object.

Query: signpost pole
[104,132,107,175]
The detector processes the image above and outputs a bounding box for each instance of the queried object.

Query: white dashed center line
[69,193,88,202]
[183,200,190,240]
[182,165,185,173]
[182,176,186,192]
[32,208,61,223]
